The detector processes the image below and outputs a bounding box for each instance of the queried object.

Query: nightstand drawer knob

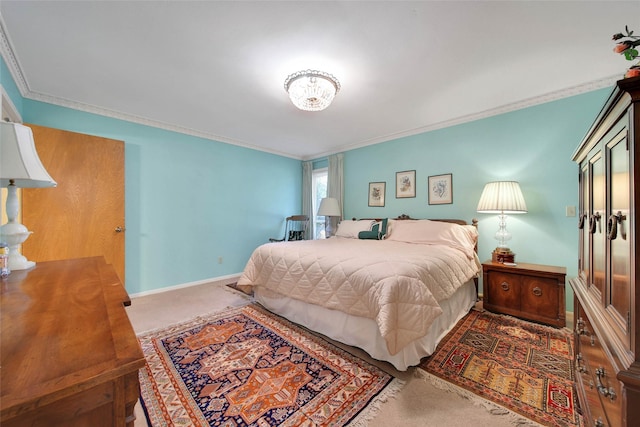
[500,281,510,291]
[532,287,542,297]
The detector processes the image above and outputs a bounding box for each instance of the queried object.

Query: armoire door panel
[589,151,605,301]
[579,163,590,284]
[607,127,631,344]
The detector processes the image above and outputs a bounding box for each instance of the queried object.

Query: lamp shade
[1,122,57,188]
[477,181,527,214]
[317,197,341,217]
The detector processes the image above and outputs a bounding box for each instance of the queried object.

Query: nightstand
[482,261,566,328]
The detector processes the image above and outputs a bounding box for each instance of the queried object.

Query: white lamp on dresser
[0,121,57,270]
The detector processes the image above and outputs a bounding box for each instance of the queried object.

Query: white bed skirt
[254,280,477,371]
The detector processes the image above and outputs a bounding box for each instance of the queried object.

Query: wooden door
[21,124,126,283]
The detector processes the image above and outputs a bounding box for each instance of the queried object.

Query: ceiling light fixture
[284,70,340,112]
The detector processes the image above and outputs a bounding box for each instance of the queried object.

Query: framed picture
[396,170,416,198]
[428,173,453,205]
[368,182,386,207]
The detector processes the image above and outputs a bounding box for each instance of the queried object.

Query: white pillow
[385,219,478,258]
[335,220,376,238]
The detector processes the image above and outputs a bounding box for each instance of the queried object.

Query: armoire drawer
[575,304,623,427]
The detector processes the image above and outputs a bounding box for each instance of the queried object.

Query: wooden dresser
[570,76,640,427]
[1,257,145,427]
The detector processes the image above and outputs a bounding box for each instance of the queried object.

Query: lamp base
[492,247,515,264]
[324,221,335,238]
[1,223,36,271]
[7,252,36,270]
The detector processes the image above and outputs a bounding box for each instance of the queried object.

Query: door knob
[115,226,125,233]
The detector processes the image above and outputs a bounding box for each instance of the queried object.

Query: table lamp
[477,181,527,263]
[317,197,341,238]
[1,121,57,270]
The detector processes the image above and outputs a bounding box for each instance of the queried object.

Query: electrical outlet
[218,257,223,264]
[566,206,576,217]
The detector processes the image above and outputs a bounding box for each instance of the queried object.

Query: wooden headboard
[352,214,478,228]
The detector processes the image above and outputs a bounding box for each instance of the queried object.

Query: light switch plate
[566,206,576,217]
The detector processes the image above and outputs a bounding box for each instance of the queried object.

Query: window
[311,168,327,239]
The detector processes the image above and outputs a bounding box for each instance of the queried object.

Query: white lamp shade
[317,197,341,217]
[1,122,57,188]
[477,181,527,213]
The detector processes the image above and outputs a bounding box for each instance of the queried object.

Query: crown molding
[1,15,618,162]
[0,19,299,159]
[309,75,618,160]
[1,85,21,122]
[0,14,29,97]
[30,89,300,158]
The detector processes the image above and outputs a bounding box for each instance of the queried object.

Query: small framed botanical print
[428,173,453,205]
[368,182,385,207]
[396,170,416,198]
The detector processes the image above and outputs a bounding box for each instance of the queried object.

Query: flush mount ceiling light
[284,70,341,112]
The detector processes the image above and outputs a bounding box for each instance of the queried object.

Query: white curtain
[302,160,313,239]
[327,153,344,232]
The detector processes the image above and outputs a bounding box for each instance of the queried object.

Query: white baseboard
[129,273,242,298]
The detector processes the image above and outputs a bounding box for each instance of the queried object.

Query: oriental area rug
[138,303,403,426]
[418,309,582,427]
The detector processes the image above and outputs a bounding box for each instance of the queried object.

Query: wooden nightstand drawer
[520,275,561,320]
[485,270,521,310]
[482,261,566,327]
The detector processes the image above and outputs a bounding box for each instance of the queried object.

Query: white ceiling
[0,1,637,160]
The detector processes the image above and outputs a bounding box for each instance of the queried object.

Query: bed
[237,215,481,371]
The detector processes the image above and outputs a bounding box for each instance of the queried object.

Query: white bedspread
[237,237,481,355]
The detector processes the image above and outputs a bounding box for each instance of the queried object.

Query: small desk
[482,261,566,327]
[1,257,145,426]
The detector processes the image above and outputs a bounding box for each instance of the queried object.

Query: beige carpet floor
[126,280,543,426]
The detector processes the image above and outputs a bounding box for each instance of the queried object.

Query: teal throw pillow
[358,231,379,239]
[358,223,380,240]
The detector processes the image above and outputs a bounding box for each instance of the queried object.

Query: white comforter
[237,237,481,355]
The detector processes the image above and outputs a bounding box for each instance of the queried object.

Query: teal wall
[341,88,611,311]
[2,58,302,295]
[3,55,613,312]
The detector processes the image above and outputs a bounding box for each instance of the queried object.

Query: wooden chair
[269,215,309,242]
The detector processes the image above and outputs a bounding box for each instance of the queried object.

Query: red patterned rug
[138,303,403,426]
[418,309,582,427]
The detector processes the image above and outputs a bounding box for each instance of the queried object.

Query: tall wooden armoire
[570,76,640,427]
